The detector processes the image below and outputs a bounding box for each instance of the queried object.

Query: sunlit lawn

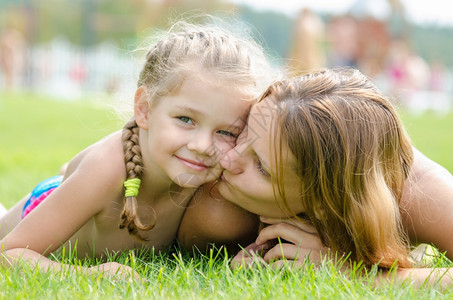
[400,111,453,173]
[1,92,453,298]
[0,92,123,207]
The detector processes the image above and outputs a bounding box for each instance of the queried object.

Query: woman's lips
[176,156,208,171]
[220,172,228,183]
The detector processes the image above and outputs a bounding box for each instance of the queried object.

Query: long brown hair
[267,68,413,268]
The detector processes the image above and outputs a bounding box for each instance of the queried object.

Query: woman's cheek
[215,139,236,156]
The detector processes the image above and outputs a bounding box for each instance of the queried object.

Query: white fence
[1,36,452,114]
[1,36,139,100]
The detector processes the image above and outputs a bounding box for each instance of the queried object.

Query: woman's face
[218,97,304,218]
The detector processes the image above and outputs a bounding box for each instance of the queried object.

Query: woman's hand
[258,216,328,266]
[231,242,269,269]
[231,216,329,268]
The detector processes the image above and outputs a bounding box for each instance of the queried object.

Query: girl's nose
[187,131,215,156]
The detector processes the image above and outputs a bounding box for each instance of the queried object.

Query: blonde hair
[266,68,413,268]
[120,20,273,239]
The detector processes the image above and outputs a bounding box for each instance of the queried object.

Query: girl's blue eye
[217,130,238,138]
[178,116,193,124]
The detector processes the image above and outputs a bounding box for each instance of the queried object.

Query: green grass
[0,92,123,207]
[1,92,453,298]
[400,110,453,173]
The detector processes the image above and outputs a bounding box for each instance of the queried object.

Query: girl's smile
[175,155,210,171]
[135,75,252,189]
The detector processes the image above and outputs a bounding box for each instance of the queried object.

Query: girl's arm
[0,144,125,274]
[1,248,138,278]
[400,148,453,260]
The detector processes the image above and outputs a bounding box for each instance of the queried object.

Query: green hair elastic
[124,178,141,197]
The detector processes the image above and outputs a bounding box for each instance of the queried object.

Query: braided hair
[120,119,154,240]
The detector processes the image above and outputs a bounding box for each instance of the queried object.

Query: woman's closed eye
[216,130,238,139]
[255,157,270,177]
[177,116,194,125]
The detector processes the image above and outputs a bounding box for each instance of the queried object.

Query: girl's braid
[120,118,155,239]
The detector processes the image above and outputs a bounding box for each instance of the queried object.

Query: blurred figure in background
[326,16,359,69]
[386,39,451,114]
[287,8,326,76]
[0,28,26,90]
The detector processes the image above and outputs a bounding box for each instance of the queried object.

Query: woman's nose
[220,141,248,174]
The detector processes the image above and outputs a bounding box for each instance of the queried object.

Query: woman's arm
[177,182,260,253]
[400,148,453,260]
[384,267,453,290]
[237,217,453,289]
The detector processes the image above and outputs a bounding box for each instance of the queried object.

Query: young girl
[0,21,271,276]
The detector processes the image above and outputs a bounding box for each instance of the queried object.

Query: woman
[177,68,453,286]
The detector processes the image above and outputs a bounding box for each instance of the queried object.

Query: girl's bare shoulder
[63,131,126,205]
[65,131,125,178]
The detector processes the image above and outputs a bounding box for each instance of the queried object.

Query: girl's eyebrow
[174,105,203,116]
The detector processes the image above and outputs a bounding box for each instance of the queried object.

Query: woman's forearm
[390,267,453,290]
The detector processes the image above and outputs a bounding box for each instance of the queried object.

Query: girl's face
[136,76,252,188]
[218,97,304,217]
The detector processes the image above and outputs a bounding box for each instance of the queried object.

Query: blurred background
[1,0,453,203]
[1,0,453,113]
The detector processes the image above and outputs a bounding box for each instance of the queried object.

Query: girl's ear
[134,86,150,129]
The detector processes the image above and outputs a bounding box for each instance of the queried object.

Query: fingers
[233,242,270,258]
[231,252,266,269]
[232,222,330,270]
[262,243,323,264]
[242,242,270,253]
[256,222,323,249]
[232,242,325,270]
[231,243,268,269]
[260,216,317,234]
[269,259,304,269]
